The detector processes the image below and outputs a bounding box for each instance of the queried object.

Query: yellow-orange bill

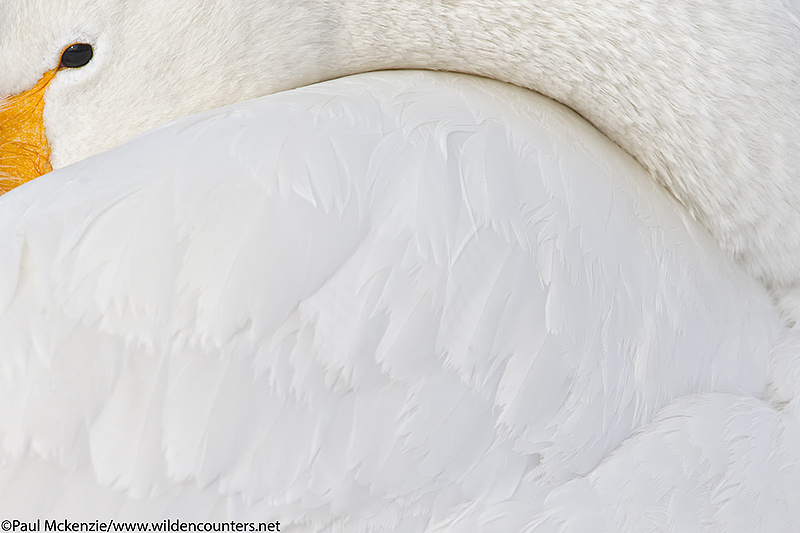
[0,69,55,195]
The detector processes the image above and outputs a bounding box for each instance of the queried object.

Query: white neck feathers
[331,0,800,286]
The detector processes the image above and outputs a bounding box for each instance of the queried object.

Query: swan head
[1,0,799,287]
[0,0,333,190]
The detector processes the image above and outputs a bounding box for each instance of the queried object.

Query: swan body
[1,0,799,529]
[0,71,786,529]
[0,0,799,284]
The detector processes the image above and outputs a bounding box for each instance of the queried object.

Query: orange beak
[0,69,56,195]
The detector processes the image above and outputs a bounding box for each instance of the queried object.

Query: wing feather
[0,71,782,529]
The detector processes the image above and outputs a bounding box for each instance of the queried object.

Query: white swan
[0,0,798,530]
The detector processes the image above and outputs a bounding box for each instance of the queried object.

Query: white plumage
[0,71,789,530]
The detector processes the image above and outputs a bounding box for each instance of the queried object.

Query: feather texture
[0,71,784,530]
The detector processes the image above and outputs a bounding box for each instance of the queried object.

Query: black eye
[59,43,93,69]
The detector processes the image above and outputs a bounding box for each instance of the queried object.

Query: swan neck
[333,0,800,286]
[334,2,574,95]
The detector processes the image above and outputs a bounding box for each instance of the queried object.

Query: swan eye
[59,43,93,69]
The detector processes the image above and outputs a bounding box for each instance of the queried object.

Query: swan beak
[0,69,56,195]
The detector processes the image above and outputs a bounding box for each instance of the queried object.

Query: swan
[0,0,798,529]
